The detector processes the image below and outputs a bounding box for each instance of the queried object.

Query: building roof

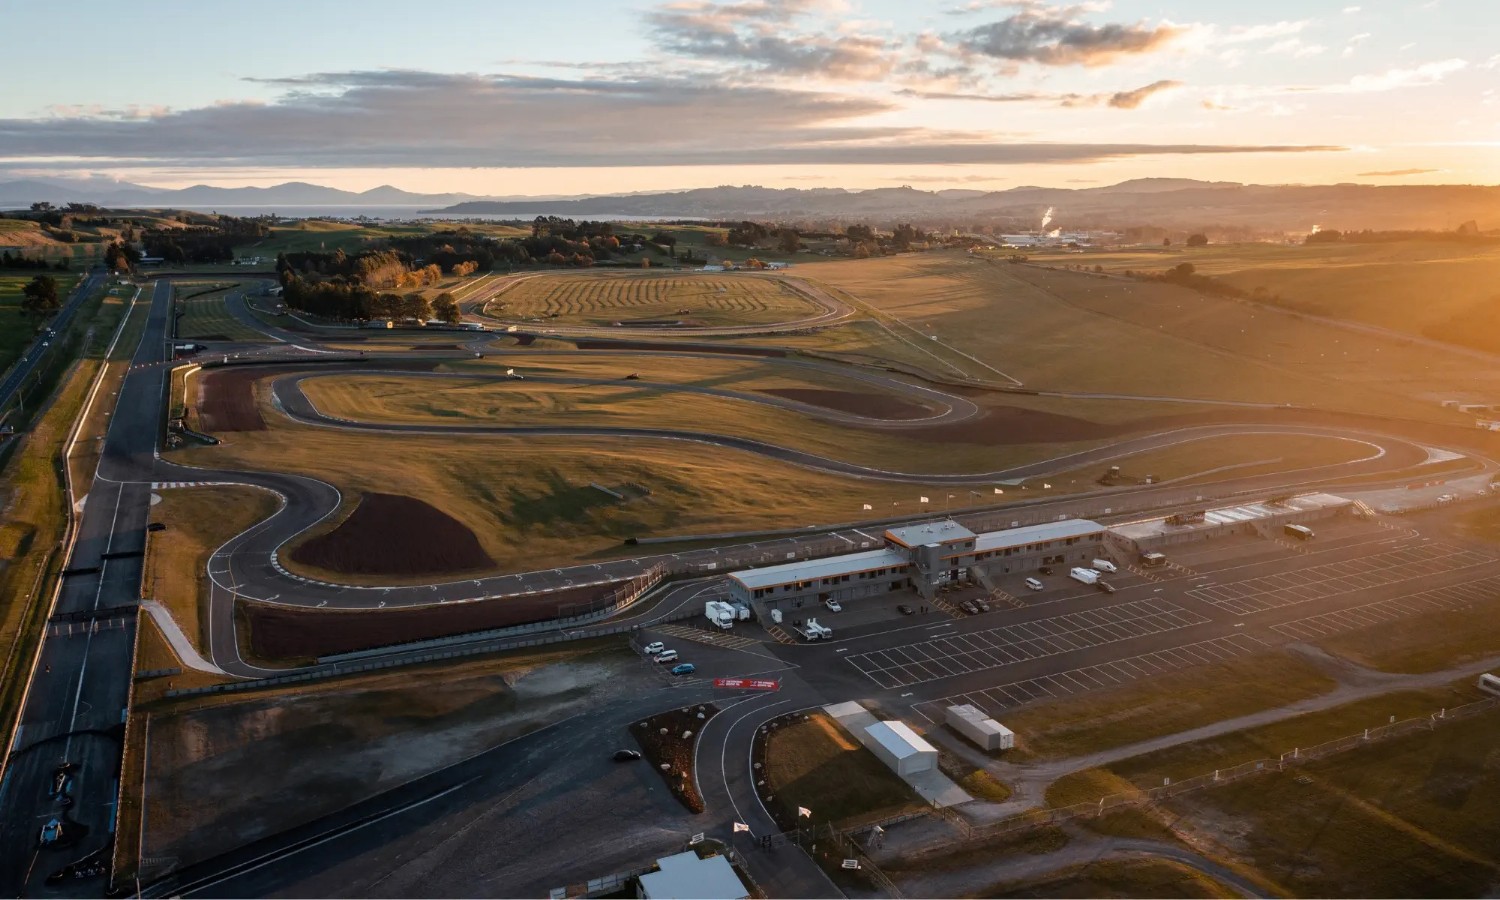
[865,720,936,760]
[728,547,909,591]
[638,851,748,900]
[947,704,1014,737]
[885,519,976,549]
[973,518,1102,552]
[1109,493,1351,542]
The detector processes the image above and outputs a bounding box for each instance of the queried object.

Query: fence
[318,564,666,664]
[885,695,1499,861]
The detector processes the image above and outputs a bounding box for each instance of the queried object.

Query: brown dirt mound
[289,492,494,577]
[760,387,932,420]
[243,580,626,658]
[197,368,267,432]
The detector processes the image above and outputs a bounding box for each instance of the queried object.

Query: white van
[642,642,665,655]
[1092,559,1118,573]
[1024,577,1045,591]
[656,649,679,664]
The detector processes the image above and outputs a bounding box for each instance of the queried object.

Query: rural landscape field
[2,1,1498,897]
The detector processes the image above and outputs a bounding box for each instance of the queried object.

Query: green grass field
[763,713,923,828]
[1162,707,1500,897]
[1004,651,1337,764]
[986,857,1234,899]
[174,283,269,342]
[487,271,824,327]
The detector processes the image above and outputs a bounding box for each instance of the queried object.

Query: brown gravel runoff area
[242,580,629,658]
[196,367,267,432]
[759,387,933,420]
[289,492,495,576]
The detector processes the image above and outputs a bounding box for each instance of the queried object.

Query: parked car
[823,599,842,612]
[670,663,696,676]
[613,749,642,761]
[960,600,980,615]
[1097,580,1116,594]
[656,649,679,664]
[1039,566,1055,576]
[897,604,915,615]
[642,642,665,655]
[975,599,991,612]
[1024,577,1045,591]
[38,819,62,847]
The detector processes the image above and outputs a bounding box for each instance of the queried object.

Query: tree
[401,292,432,322]
[777,229,801,254]
[431,292,460,324]
[1186,233,1208,247]
[846,224,874,242]
[1162,237,1172,247]
[21,275,60,318]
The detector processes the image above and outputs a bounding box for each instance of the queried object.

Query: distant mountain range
[2,176,1495,232]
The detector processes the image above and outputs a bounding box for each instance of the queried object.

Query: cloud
[0,69,1341,170]
[1356,168,1440,176]
[1343,5,1361,11]
[1105,79,1183,108]
[646,0,900,80]
[1340,57,1467,91]
[898,78,1181,109]
[954,3,1185,66]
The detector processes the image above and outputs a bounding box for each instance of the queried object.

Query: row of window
[749,565,909,598]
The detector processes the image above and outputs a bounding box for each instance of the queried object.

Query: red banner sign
[713,677,780,691]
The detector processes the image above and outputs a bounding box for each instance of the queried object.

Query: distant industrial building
[726,518,1106,610]
[636,851,749,900]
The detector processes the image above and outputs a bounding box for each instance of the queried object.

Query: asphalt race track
[1,273,1496,898]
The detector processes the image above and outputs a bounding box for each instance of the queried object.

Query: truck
[1069,567,1100,586]
[704,601,735,630]
[731,602,751,621]
[806,618,833,639]
[1139,552,1168,568]
[172,342,205,355]
[1284,523,1315,541]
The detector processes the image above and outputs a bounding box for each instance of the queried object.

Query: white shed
[637,851,748,900]
[864,720,938,776]
[945,704,1015,751]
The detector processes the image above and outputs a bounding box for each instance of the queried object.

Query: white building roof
[638,851,748,900]
[885,519,976,548]
[948,704,1014,737]
[1109,493,1351,542]
[728,547,909,591]
[865,720,936,760]
[973,519,1102,552]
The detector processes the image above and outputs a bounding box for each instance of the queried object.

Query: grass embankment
[1163,705,1500,897]
[174,282,267,342]
[489,271,824,327]
[1005,652,1337,764]
[985,857,1236,899]
[1316,601,1500,674]
[760,712,924,830]
[142,486,282,660]
[794,251,1479,422]
[1046,680,1484,804]
[0,276,122,752]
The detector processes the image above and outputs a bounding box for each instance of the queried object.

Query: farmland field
[487,272,825,327]
[0,272,82,374]
[793,251,1491,421]
[1026,240,1500,359]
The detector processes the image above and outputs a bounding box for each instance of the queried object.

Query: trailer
[1284,523,1315,541]
[1069,567,1100,585]
[945,704,1015,751]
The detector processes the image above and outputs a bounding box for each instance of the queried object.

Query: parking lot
[1184,541,1494,617]
[844,598,1210,689]
[1271,573,1500,641]
[912,631,1269,723]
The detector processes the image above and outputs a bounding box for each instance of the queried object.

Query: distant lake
[170,205,706,223]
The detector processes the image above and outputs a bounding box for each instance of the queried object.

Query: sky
[1,0,1495,196]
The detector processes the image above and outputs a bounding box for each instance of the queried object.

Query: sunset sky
[2,0,1494,195]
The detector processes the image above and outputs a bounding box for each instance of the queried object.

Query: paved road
[0,279,169,897]
[0,271,107,412]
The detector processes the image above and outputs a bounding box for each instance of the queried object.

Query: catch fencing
[871,695,1499,861]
